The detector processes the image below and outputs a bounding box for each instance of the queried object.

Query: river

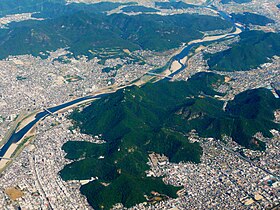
[0,94,107,158]
[0,5,243,162]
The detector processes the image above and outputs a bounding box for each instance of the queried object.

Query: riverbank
[167,21,242,78]
[0,83,138,172]
[0,6,242,173]
[16,112,38,132]
[0,124,36,172]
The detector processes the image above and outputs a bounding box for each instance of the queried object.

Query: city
[0,0,279,209]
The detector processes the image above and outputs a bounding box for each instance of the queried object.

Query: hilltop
[0,9,232,59]
[206,30,280,71]
[231,12,275,26]
[60,72,280,209]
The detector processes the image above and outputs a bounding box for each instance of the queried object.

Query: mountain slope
[206,30,280,71]
[0,12,232,59]
[60,72,280,209]
[231,12,275,26]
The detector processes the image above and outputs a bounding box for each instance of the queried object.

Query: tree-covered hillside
[121,5,159,13]
[206,31,280,71]
[60,72,280,209]
[0,11,232,59]
[231,12,275,26]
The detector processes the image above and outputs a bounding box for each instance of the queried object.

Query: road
[29,154,54,210]
[0,3,244,171]
[216,140,280,181]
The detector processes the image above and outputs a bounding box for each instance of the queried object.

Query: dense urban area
[0,0,279,209]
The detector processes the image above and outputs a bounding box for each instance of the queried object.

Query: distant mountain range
[0,9,232,59]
